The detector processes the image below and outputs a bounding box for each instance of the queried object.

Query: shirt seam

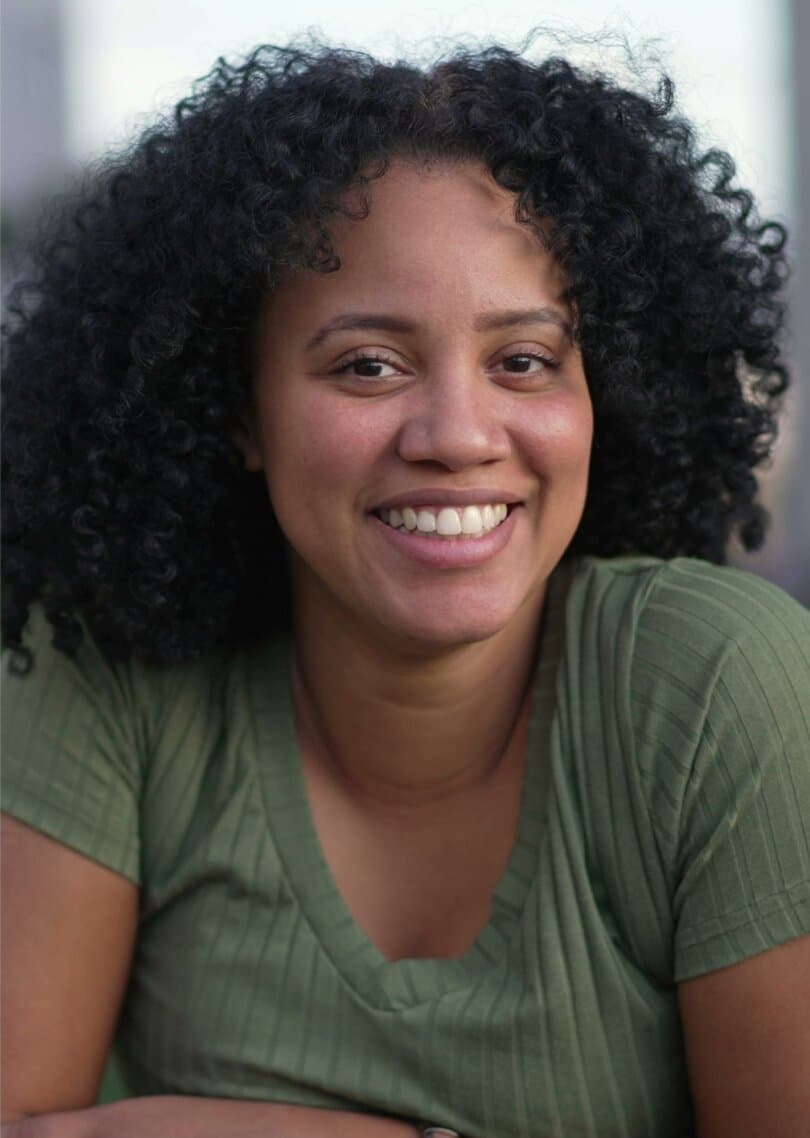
[677,879,810,946]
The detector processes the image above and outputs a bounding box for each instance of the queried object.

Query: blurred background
[2,0,808,605]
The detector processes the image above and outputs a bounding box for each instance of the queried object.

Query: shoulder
[2,605,283,883]
[559,553,809,858]
[566,550,807,621]
[3,602,266,708]
[2,604,277,783]
[564,553,809,678]
[558,557,810,987]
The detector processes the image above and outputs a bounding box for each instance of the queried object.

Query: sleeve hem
[674,886,810,981]
[1,795,141,885]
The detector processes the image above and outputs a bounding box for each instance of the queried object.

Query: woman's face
[243,159,593,650]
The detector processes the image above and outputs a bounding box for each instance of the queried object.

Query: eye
[498,352,558,375]
[332,353,402,380]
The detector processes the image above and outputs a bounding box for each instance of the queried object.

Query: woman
[2,36,809,1138]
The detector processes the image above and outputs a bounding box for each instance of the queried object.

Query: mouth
[373,501,517,540]
[367,501,522,570]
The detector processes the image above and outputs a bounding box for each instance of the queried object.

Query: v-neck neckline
[248,562,570,1011]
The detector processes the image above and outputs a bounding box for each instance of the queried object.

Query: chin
[372,597,522,653]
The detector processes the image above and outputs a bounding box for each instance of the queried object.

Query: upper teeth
[378,503,510,536]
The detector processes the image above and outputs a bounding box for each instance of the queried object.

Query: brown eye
[501,353,556,374]
[333,354,401,379]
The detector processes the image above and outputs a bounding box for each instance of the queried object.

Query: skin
[239,157,593,815]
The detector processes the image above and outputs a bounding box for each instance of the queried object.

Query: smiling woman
[2,34,809,1138]
[237,161,592,651]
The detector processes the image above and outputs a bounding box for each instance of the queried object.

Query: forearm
[2,1098,421,1138]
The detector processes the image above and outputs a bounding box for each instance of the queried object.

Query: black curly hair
[2,35,789,669]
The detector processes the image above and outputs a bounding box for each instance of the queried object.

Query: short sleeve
[632,560,810,983]
[1,607,147,883]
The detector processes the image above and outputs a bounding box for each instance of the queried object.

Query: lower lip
[368,507,520,569]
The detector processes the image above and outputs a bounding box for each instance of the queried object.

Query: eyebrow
[304,306,573,350]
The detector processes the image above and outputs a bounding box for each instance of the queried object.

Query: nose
[395,371,511,471]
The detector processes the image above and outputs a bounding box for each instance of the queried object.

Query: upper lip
[371,488,525,512]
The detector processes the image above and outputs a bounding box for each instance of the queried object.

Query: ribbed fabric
[3,555,809,1138]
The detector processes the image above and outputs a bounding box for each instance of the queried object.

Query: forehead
[264,159,568,328]
[339,157,526,240]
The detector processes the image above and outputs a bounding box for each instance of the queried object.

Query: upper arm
[628,564,810,1132]
[1,813,139,1120]
[678,933,810,1138]
[1,606,147,1118]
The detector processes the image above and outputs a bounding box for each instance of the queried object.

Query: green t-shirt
[3,555,809,1137]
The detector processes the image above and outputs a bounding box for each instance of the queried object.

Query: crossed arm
[2,1099,418,1138]
[3,815,809,1138]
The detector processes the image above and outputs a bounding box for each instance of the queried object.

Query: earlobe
[231,421,264,472]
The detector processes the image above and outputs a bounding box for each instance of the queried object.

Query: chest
[302,748,525,961]
[125,778,689,1136]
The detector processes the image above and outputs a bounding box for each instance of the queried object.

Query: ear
[231,415,264,473]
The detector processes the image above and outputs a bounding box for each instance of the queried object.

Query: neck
[289,574,547,814]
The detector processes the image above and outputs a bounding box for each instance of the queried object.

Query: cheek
[264,394,383,511]
[517,393,594,478]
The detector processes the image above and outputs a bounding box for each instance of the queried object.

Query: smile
[377,503,510,539]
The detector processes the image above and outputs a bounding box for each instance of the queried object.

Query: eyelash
[332,351,559,379]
